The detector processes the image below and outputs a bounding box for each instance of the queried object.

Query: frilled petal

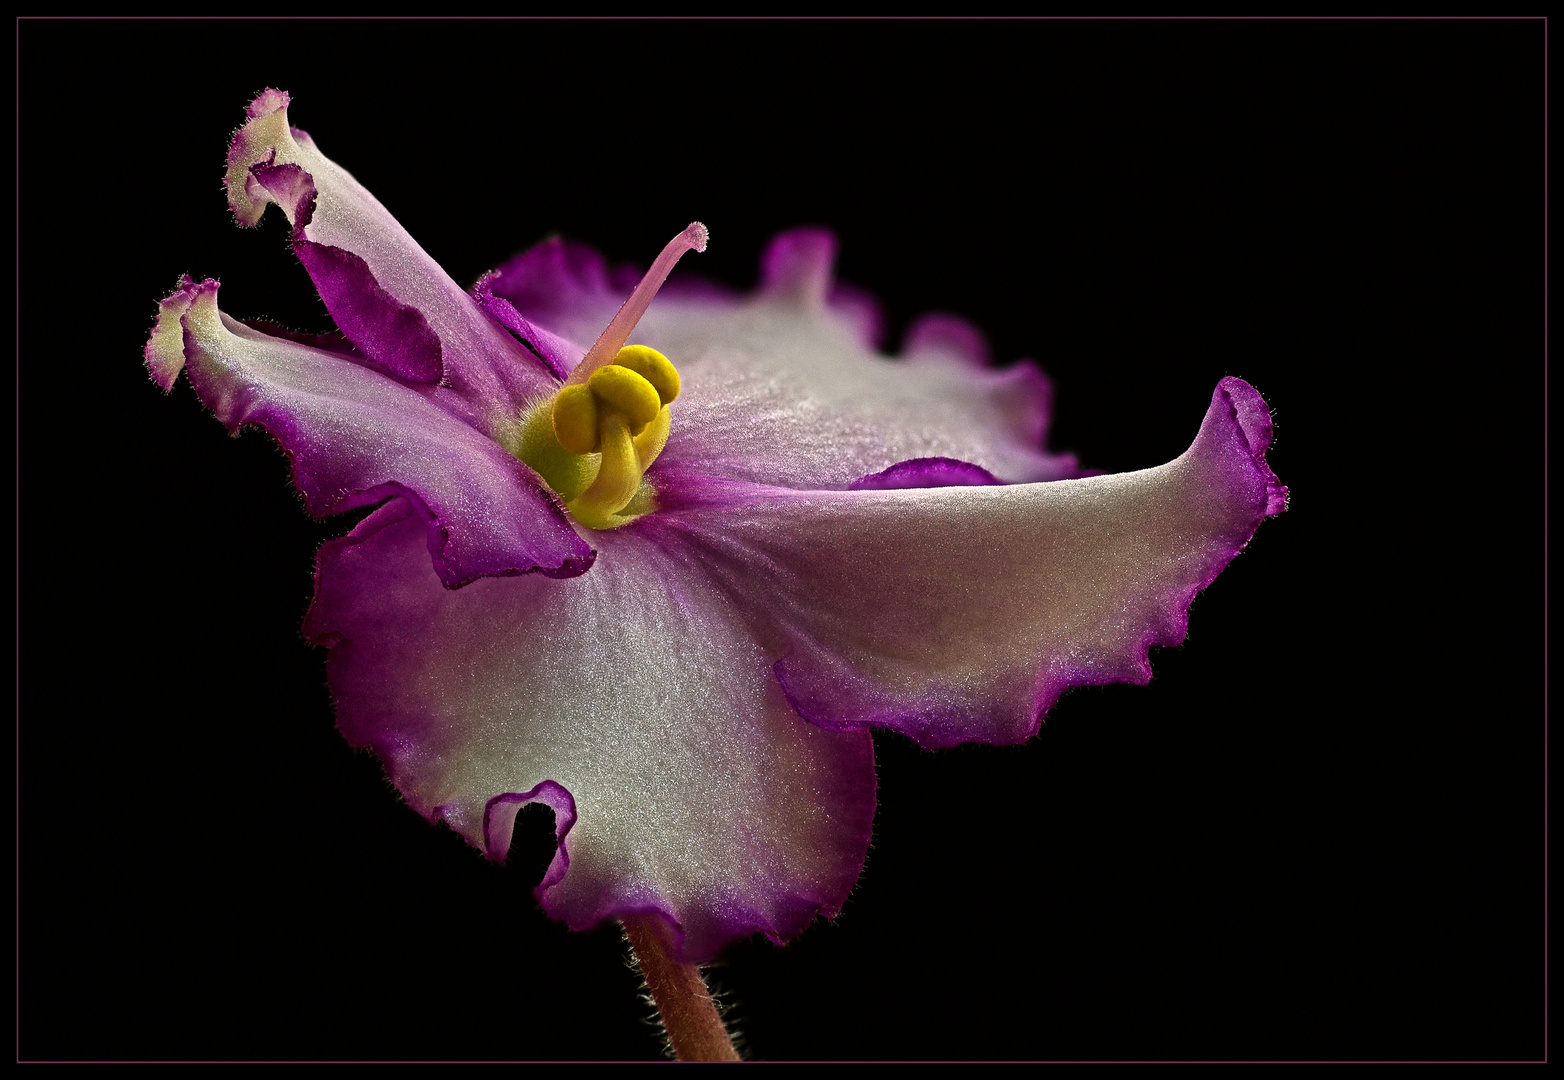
[644,377,1285,750]
[849,456,1003,490]
[302,498,877,964]
[485,229,1081,487]
[468,269,581,382]
[479,233,631,348]
[145,277,592,586]
[225,89,553,422]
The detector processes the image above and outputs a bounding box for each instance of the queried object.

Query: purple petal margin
[1220,374,1289,516]
[247,159,445,385]
[482,781,579,893]
[902,311,991,367]
[848,456,1005,491]
[150,278,594,587]
[762,375,1287,750]
[532,730,873,964]
[759,227,836,304]
[470,269,578,381]
[236,318,366,361]
[480,234,622,327]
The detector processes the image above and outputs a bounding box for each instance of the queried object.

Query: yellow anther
[633,405,672,470]
[587,364,662,434]
[552,383,600,455]
[522,350,684,530]
[568,413,643,531]
[612,345,681,405]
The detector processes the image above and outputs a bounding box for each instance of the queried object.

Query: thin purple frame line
[1541,14,1550,1068]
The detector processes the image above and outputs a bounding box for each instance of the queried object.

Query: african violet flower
[145,89,1285,969]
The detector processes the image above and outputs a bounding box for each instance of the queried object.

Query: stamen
[569,413,644,530]
[528,341,683,528]
[514,226,704,529]
[566,222,708,386]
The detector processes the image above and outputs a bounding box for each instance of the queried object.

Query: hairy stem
[622,913,740,1062]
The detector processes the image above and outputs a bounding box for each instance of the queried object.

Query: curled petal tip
[144,275,218,391]
[1214,376,1287,517]
[246,87,290,119]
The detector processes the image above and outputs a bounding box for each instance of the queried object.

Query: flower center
[518,345,681,529]
[515,223,705,531]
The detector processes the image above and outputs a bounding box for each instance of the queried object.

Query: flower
[145,89,1285,965]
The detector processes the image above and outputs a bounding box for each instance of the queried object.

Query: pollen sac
[588,364,661,434]
[527,345,683,530]
[552,384,601,455]
[612,344,681,406]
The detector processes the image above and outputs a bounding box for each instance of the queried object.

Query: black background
[19,18,1544,1062]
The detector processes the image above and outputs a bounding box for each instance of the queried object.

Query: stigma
[514,224,705,530]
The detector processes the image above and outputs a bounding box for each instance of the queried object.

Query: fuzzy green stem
[622,913,740,1062]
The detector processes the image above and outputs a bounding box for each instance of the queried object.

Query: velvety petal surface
[486,229,1081,488]
[645,377,1286,750]
[146,277,591,586]
[303,498,877,964]
[225,89,554,425]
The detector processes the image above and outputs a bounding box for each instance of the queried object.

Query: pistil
[514,225,704,530]
[566,222,708,387]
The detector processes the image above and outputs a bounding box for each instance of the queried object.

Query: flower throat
[514,223,707,530]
